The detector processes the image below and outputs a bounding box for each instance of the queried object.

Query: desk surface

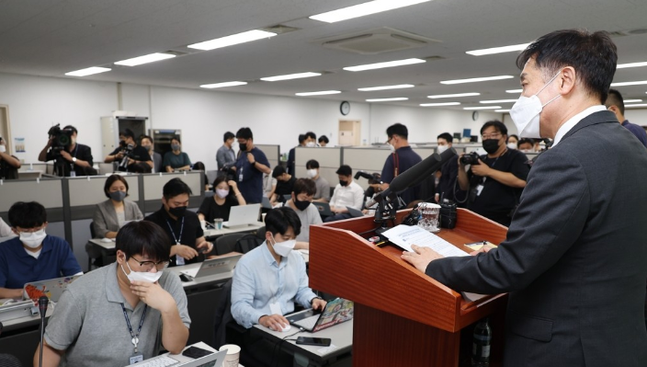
[203,221,264,237]
[253,319,352,363]
[167,262,234,288]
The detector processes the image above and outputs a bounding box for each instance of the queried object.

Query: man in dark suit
[403,29,647,367]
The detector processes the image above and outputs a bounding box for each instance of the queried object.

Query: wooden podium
[309,208,509,367]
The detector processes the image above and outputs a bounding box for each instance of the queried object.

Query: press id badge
[475,184,484,197]
[129,353,144,365]
[176,254,185,265]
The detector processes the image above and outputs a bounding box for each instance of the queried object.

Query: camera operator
[0,137,21,180]
[38,125,93,177]
[457,120,529,226]
[104,129,152,172]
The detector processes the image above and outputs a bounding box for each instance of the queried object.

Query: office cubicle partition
[294,146,342,192]
[254,144,281,170]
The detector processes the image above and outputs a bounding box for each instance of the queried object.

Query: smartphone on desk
[182,346,213,359]
[296,337,331,347]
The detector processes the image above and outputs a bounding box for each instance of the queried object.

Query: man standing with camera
[38,125,93,177]
[457,120,529,226]
[104,129,151,172]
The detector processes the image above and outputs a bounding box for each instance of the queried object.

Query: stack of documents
[382,225,468,257]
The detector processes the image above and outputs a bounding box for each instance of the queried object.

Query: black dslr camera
[220,163,237,181]
[460,152,481,165]
[47,124,74,153]
[118,144,135,169]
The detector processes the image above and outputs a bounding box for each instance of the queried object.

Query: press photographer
[104,129,151,172]
[38,124,93,177]
[457,120,529,226]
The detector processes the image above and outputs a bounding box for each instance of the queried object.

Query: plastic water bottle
[471,318,491,367]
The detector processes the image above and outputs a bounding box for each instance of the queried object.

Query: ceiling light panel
[115,53,176,67]
[616,62,647,69]
[428,92,480,99]
[188,30,277,51]
[441,75,514,85]
[479,99,518,104]
[65,67,111,77]
[466,43,531,56]
[295,90,341,96]
[358,84,415,91]
[610,80,647,87]
[420,102,461,107]
[260,72,321,82]
[626,103,647,108]
[200,81,248,89]
[310,0,432,23]
[463,106,501,110]
[506,89,522,93]
[344,58,425,72]
[366,97,408,102]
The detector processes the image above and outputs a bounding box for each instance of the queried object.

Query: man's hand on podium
[401,244,443,272]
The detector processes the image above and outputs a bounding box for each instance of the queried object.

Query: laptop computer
[23,275,81,304]
[313,202,333,216]
[181,254,242,280]
[223,203,261,228]
[346,206,364,218]
[261,196,272,209]
[124,346,227,367]
[286,298,354,333]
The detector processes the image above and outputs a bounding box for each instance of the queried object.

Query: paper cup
[221,344,240,367]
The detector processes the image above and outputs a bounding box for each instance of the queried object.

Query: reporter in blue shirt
[231,206,326,331]
[0,201,82,299]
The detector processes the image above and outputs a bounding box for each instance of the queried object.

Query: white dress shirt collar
[552,105,606,147]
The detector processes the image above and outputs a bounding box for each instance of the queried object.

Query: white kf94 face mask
[509,72,561,139]
[121,261,163,283]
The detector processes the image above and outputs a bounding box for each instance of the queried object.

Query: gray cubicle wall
[142,171,203,212]
[255,144,280,170]
[294,146,342,192]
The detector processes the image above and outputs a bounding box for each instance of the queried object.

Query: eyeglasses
[481,133,502,140]
[130,256,169,272]
[15,225,46,234]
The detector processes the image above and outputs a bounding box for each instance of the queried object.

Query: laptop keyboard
[131,355,179,367]
[295,314,319,330]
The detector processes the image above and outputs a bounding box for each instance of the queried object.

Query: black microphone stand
[38,295,49,367]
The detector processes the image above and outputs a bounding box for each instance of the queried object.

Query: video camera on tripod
[47,124,74,157]
[118,142,135,170]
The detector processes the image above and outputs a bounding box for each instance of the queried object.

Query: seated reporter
[35,221,190,366]
[283,178,322,249]
[231,206,326,331]
[92,174,144,239]
[0,201,82,299]
[197,174,246,223]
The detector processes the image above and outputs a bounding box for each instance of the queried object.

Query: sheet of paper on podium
[382,225,469,257]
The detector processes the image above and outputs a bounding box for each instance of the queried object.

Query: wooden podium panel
[309,208,509,366]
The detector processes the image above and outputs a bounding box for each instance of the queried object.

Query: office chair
[85,222,102,270]
[0,354,22,367]
[234,233,263,254]
[214,234,245,255]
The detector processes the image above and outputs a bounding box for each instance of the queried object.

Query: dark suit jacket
[426,110,647,367]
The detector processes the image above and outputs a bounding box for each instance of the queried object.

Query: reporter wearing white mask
[305,159,330,203]
[0,201,82,299]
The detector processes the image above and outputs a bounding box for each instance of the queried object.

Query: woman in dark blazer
[92,175,143,238]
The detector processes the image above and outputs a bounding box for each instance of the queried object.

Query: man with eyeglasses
[36,221,190,366]
[457,120,529,226]
[378,123,422,205]
[0,201,82,299]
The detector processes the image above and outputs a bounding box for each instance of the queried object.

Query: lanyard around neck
[120,303,148,353]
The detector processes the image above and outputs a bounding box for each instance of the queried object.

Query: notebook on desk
[23,275,81,304]
[181,254,242,279]
[286,298,354,333]
[313,202,333,216]
[223,203,261,228]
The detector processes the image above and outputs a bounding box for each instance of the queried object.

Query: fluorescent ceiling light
[200,81,248,89]
[479,99,518,104]
[506,89,522,93]
[617,62,647,69]
[495,109,511,113]
[260,72,321,82]
[344,58,425,72]
[610,80,647,87]
[366,97,408,102]
[295,90,341,96]
[466,43,531,56]
[428,92,480,99]
[358,84,415,91]
[65,67,111,77]
[420,102,461,107]
[624,99,643,103]
[441,75,514,85]
[115,53,175,67]
[310,0,431,23]
[463,106,501,110]
[626,104,647,108]
[188,30,277,51]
